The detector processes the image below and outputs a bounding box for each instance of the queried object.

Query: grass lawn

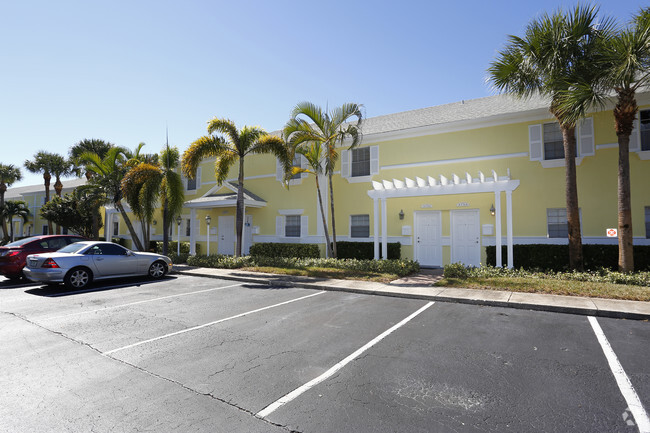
[435,276,650,302]
[242,266,399,283]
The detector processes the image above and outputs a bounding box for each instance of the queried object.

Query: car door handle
[96,257,104,261]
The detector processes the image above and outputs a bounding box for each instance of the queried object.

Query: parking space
[1,274,648,432]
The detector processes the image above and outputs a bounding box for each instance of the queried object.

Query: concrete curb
[173,268,650,321]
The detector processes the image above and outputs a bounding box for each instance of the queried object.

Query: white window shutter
[341,149,349,178]
[181,174,187,190]
[300,215,308,238]
[370,146,379,175]
[529,124,543,161]
[275,216,284,237]
[276,158,283,181]
[196,167,202,188]
[629,116,641,152]
[300,155,308,179]
[578,118,595,156]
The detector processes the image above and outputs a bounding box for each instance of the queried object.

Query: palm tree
[2,200,30,242]
[48,154,73,234]
[121,145,184,252]
[0,164,22,243]
[69,139,114,179]
[487,5,614,271]
[283,102,363,258]
[25,151,57,235]
[283,140,333,257]
[555,8,650,273]
[78,146,145,251]
[182,118,287,257]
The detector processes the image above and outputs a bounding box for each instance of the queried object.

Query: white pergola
[367,169,520,268]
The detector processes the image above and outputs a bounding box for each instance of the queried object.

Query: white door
[451,209,481,266]
[243,215,253,255]
[217,216,235,255]
[414,211,442,267]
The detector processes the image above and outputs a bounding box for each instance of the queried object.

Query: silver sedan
[24,241,173,289]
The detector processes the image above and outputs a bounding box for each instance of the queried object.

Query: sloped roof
[5,178,87,200]
[184,182,266,207]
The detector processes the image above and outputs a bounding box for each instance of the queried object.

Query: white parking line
[46,283,244,320]
[588,317,650,433]
[103,291,326,355]
[256,301,434,419]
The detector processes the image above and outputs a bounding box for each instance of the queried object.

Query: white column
[506,189,514,269]
[373,198,379,260]
[381,198,388,260]
[190,208,197,255]
[495,190,502,267]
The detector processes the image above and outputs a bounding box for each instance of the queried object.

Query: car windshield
[56,243,88,254]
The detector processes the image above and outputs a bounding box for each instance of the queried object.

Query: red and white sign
[606,228,618,237]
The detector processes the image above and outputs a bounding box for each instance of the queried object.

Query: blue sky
[2,0,644,187]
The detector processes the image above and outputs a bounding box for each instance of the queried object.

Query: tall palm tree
[283,102,363,258]
[555,8,650,273]
[487,5,614,271]
[0,164,22,243]
[78,146,145,251]
[121,145,184,252]
[25,151,57,235]
[69,139,114,179]
[283,140,333,257]
[182,118,287,257]
[1,200,30,242]
[49,154,73,234]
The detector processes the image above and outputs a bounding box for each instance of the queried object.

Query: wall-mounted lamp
[399,209,405,220]
[490,204,496,216]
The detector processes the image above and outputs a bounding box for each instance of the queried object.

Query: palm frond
[182,135,229,179]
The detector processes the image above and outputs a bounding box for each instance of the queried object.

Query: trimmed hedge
[186,254,420,277]
[151,241,199,255]
[486,244,650,271]
[335,241,401,260]
[249,243,320,259]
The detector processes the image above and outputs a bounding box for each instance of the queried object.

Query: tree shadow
[25,275,178,297]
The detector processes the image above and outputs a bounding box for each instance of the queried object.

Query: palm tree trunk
[614,89,636,273]
[235,158,245,257]
[328,173,337,259]
[561,125,584,271]
[115,201,144,251]
[162,199,169,256]
[44,174,53,235]
[55,179,63,234]
[315,176,333,258]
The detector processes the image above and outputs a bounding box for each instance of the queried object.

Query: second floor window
[641,110,650,151]
[543,123,564,160]
[351,147,371,177]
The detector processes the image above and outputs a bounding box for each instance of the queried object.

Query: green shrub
[154,241,198,255]
[443,262,471,278]
[442,264,650,287]
[112,237,127,247]
[335,241,401,259]
[249,243,320,258]
[167,252,189,264]
[486,244,650,272]
[187,254,253,268]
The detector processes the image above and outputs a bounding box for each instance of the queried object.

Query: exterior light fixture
[152,220,157,226]
[490,204,496,216]
[399,209,405,220]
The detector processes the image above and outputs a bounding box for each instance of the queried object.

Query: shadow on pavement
[25,275,178,297]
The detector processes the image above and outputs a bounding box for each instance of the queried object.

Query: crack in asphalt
[3,311,303,433]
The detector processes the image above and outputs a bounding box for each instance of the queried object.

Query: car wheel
[64,267,92,289]
[148,261,167,279]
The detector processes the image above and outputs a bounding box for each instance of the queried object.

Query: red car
[0,235,87,280]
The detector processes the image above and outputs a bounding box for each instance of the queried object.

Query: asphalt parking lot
[1,274,648,433]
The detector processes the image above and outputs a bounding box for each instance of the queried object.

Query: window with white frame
[290,154,302,180]
[351,147,371,177]
[350,214,370,238]
[645,206,650,239]
[285,215,301,237]
[641,110,650,151]
[42,225,48,235]
[184,167,201,191]
[112,221,119,236]
[547,208,582,238]
[185,219,191,236]
[543,123,565,160]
